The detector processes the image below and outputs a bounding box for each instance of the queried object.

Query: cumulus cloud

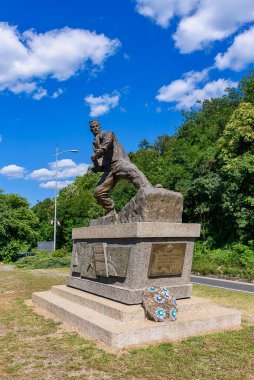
[29,159,89,181]
[135,0,199,28]
[215,26,254,71]
[0,164,25,178]
[156,70,237,109]
[39,180,74,190]
[85,92,120,117]
[135,0,254,53]
[0,23,120,98]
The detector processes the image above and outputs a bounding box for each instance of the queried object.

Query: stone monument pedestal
[31,187,241,347]
[67,222,200,304]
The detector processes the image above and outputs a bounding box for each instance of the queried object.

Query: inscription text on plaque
[148,243,186,277]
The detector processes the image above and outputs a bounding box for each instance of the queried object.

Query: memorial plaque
[71,243,97,279]
[93,243,108,277]
[148,243,186,277]
[106,245,132,277]
[80,244,96,279]
[71,242,86,277]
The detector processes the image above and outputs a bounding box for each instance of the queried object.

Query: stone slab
[67,276,193,304]
[32,287,241,348]
[52,285,145,321]
[73,222,201,240]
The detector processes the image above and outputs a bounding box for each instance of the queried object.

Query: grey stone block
[90,187,183,226]
[69,222,200,304]
[72,222,201,240]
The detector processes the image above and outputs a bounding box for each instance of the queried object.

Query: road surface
[191,275,254,294]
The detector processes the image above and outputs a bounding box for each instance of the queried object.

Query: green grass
[0,267,253,379]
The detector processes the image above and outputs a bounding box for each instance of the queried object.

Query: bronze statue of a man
[90,120,151,216]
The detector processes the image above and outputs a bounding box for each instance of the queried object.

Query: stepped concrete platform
[32,285,241,348]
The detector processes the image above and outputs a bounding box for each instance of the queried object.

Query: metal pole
[53,145,58,251]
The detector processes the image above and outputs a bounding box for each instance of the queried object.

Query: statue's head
[89,119,101,136]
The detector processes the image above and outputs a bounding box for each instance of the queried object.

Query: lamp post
[53,145,78,251]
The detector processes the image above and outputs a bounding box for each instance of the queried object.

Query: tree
[32,198,54,241]
[0,193,39,262]
[217,102,254,243]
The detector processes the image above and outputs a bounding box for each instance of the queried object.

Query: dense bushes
[193,242,254,280]
[15,248,71,269]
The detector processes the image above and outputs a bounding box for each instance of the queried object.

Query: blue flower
[148,286,157,292]
[154,295,164,303]
[173,299,177,307]
[161,287,168,293]
[156,307,166,319]
[170,309,177,320]
[164,293,172,300]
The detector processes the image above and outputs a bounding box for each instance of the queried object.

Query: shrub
[193,241,254,280]
[1,240,30,263]
[15,249,71,269]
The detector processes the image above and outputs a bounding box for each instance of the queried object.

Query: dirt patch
[0,264,14,272]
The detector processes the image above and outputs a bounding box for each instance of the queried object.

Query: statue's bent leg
[93,172,116,213]
[114,159,152,188]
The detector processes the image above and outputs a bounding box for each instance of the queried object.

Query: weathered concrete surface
[32,286,241,348]
[73,222,201,240]
[67,277,192,304]
[90,187,183,226]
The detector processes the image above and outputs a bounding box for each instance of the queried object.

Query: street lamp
[52,145,78,251]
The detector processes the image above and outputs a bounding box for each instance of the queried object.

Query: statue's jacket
[93,130,130,172]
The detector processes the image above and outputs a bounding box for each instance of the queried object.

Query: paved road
[191,275,254,294]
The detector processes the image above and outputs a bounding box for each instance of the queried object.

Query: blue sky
[1,0,254,205]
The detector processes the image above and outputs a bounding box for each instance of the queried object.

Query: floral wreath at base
[142,286,178,322]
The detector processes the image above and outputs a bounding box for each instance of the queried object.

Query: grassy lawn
[0,266,253,380]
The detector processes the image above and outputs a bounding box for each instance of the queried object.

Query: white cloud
[29,159,89,181]
[0,164,25,178]
[52,88,64,99]
[135,0,199,28]
[9,81,37,94]
[0,23,120,98]
[156,70,237,109]
[85,92,120,117]
[135,0,254,53]
[49,158,77,169]
[39,180,74,190]
[32,87,48,100]
[215,26,254,71]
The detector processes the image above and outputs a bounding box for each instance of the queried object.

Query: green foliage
[0,193,39,262]
[1,240,30,263]
[15,248,71,269]
[32,198,54,241]
[193,242,254,280]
